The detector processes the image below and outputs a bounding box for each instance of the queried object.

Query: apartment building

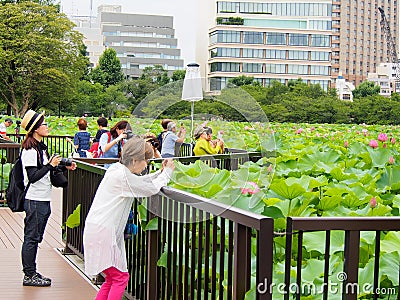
[204,0,332,91]
[331,1,398,87]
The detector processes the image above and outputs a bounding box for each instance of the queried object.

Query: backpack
[93,132,112,158]
[6,154,31,212]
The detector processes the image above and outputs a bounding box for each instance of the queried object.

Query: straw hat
[21,110,45,133]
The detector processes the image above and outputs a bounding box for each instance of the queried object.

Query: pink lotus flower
[311,127,315,131]
[267,165,273,173]
[391,137,396,144]
[383,143,387,148]
[244,125,249,130]
[296,128,304,134]
[316,133,320,137]
[344,141,349,148]
[240,182,260,196]
[362,129,368,136]
[378,133,388,142]
[369,140,379,148]
[356,131,360,135]
[370,197,377,208]
[389,156,395,164]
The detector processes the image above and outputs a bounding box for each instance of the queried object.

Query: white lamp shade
[181,65,203,101]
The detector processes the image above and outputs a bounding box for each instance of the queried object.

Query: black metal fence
[63,159,400,299]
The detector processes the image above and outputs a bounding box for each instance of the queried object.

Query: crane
[378,7,400,80]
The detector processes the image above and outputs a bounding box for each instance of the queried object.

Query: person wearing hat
[20,109,77,287]
[0,117,13,141]
[83,136,175,300]
[193,126,224,156]
[160,121,186,158]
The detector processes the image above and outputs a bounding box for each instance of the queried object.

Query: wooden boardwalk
[0,188,98,300]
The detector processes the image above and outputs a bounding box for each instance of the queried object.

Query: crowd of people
[2,112,225,298]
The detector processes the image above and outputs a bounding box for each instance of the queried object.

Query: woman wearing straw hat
[20,110,76,287]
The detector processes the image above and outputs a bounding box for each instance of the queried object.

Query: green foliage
[353,81,381,98]
[0,2,87,117]
[228,75,257,86]
[171,69,186,81]
[216,16,244,25]
[90,48,124,88]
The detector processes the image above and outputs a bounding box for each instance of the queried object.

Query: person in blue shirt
[68,118,91,157]
[99,120,129,168]
[160,122,186,158]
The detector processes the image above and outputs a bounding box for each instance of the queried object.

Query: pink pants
[95,267,130,300]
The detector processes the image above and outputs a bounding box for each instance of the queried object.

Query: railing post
[343,230,360,300]
[147,194,162,300]
[234,223,252,299]
[257,218,274,300]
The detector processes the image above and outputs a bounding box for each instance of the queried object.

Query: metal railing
[63,160,400,299]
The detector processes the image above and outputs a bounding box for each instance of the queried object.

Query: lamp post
[181,63,203,150]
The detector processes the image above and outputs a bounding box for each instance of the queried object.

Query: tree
[352,81,380,98]
[229,75,257,86]
[0,2,87,116]
[171,69,186,81]
[140,65,170,86]
[90,48,124,88]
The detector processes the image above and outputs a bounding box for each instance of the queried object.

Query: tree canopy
[90,48,124,88]
[0,2,87,116]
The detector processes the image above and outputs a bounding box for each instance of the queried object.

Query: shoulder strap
[19,148,32,190]
[107,131,111,143]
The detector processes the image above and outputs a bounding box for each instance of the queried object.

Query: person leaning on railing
[0,117,13,141]
[83,136,175,300]
[193,126,224,156]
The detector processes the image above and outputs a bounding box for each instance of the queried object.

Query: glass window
[210,62,240,72]
[310,65,330,75]
[243,32,263,44]
[288,50,308,60]
[210,30,241,44]
[266,33,286,45]
[266,49,286,59]
[243,48,264,58]
[287,64,308,74]
[243,63,262,73]
[310,51,330,61]
[211,48,240,57]
[210,77,229,91]
[289,34,308,46]
[311,35,330,47]
[265,64,286,73]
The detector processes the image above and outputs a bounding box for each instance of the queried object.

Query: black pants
[21,199,51,276]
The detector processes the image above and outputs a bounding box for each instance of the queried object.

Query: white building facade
[203,0,332,91]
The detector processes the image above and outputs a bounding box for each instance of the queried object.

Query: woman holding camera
[83,136,174,300]
[193,126,224,156]
[20,110,77,287]
[144,133,161,158]
[99,120,129,168]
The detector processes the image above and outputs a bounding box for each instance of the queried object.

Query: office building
[97,5,184,78]
[203,0,332,91]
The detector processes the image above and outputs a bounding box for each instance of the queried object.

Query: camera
[125,130,134,140]
[147,138,160,149]
[53,153,73,167]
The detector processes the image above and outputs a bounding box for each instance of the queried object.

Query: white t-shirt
[0,122,6,137]
[21,148,52,202]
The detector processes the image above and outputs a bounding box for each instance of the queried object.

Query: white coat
[83,162,172,276]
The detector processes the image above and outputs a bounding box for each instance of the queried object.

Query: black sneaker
[35,272,51,283]
[23,274,51,287]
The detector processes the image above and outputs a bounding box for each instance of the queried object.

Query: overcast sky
[60,0,196,64]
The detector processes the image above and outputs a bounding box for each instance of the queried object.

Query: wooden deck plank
[0,187,99,299]
[0,248,98,300]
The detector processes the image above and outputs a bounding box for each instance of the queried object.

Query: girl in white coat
[83,136,175,300]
